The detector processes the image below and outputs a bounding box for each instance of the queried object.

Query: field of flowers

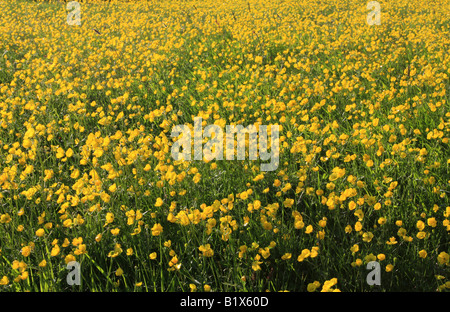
[0,0,449,292]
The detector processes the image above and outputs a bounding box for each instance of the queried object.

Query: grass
[0,0,448,292]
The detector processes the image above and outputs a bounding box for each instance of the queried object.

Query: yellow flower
[155,198,163,207]
[189,284,197,292]
[149,252,157,260]
[294,219,305,229]
[259,247,270,259]
[305,225,313,234]
[151,223,163,236]
[108,244,123,258]
[416,220,425,231]
[362,232,374,242]
[0,276,9,285]
[283,198,294,208]
[95,234,102,242]
[110,228,120,236]
[319,218,327,228]
[22,138,32,149]
[416,230,427,239]
[252,261,262,271]
[281,183,292,193]
[11,260,19,270]
[348,201,357,210]
[437,252,449,265]
[65,254,76,264]
[364,254,376,263]
[35,228,45,237]
[252,254,263,271]
[310,247,319,258]
[240,191,248,200]
[321,278,338,292]
[108,183,117,193]
[74,244,87,255]
[427,217,437,227]
[297,249,311,262]
[307,282,317,292]
[354,209,364,221]
[65,148,74,158]
[328,173,339,181]
[63,219,72,228]
[397,227,407,236]
[62,238,70,247]
[253,200,261,210]
[385,264,394,272]
[19,271,29,281]
[419,250,427,258]
[131,225,142,236]
[204,284,211,292]
[281,253,292,260]
[199,244,214,257]
[39,260,47,267]
[105,212,114,225]
[43,169,53,181]
[115,268,124,276]
[21,246,31,257]
[56,147,65,159]
[238,245,247,258]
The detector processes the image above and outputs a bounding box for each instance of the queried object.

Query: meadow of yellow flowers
[0,0,449,292]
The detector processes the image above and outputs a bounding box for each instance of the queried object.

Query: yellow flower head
[151,223,163,236]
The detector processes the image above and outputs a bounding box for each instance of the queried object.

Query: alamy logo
[66,261,81,286]
[170,117,279,171]
[67,1,81,26]
[366,1,381,26]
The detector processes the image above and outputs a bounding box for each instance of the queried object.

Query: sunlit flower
[419,250,427,258]
[437,252,449,265]
[199,244,214,257]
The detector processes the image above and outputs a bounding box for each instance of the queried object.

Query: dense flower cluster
[0,0,448,291]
